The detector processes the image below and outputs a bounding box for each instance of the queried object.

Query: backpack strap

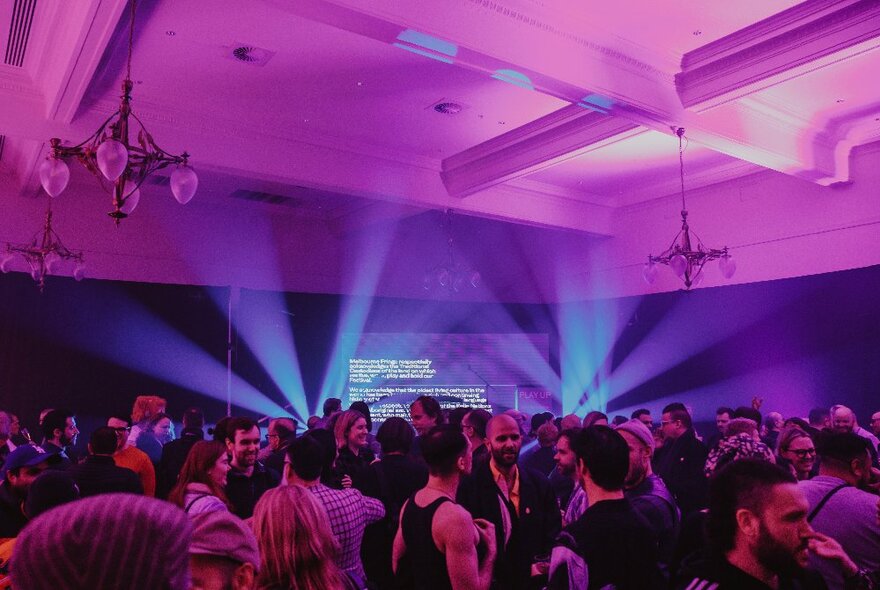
[807,483,850,523]
[184,493,210,513]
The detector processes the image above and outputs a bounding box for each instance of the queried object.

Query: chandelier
[423,209,481,293]
[1,207,85,291]
[643,128,736,289]
[37,0,197,223]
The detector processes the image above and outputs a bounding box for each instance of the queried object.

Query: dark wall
[604,264,880,423]
[2,262,879,458]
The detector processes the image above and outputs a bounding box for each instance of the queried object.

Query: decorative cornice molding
[0,69,41,97]
[461,0,673,78]
[677,0,880,108]
[506,177,613,208]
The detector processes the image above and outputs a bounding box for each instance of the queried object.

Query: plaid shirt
[308,483,384,579]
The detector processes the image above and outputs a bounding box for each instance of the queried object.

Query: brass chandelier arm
[38,0,196,221]
[643,128,735,289]
[3,207,85,291]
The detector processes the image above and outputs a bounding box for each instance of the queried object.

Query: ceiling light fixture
[2,206,85,291]
[423,209,481,293]
[37,0,197,223]
[643,128,736,289]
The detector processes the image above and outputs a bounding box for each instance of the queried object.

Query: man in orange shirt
[108,414,156,497]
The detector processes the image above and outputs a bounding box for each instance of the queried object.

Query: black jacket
[457,460,561,590]
[0,481,26,537]
[68,455,143,497]
[156,428,204,499]
[675,554,828,590]
[225,461,280,519]
[652,428,708,517]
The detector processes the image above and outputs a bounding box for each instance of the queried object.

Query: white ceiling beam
[441,106,641,198]
[31,0,129,124]
[677,0,880,110]
[273,0,880,187]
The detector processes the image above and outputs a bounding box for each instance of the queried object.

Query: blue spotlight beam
[32,285,285,417]
[235,289,309,422]
[319,224,398,414]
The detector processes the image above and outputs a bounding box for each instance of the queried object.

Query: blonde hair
[131,395,167,424]
[253,485,346,590]
[333,410,365,450]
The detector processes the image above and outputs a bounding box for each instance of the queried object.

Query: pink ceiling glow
[0,0,878,302]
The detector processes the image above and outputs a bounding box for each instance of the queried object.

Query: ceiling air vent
[4,0,37,67]
[434,102,464,115]
[225,43,275,67]
[230,189,299,208]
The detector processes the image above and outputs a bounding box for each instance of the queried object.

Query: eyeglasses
[265,434,280,440]
[790,448,816,458]
[112,427,131,433]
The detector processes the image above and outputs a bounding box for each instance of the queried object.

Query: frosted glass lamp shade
[642,262,658,285]
[96,139,129,181]
[120,180,141,214]
[719,255,737,279]
[39,158,70,197]
[44,251,60,274]
[170,165,198,204]
[669,254,687,278]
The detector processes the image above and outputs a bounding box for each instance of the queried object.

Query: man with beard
[553,428,587,526]
[676,459,863,590]
[616,419,679,579]
[40,409,79,467]
[224,417,279,519]
[830,405,879,465]
[457,414,560,590]
[547,425,663,590]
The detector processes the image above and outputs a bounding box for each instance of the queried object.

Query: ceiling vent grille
[4,0,37,67]
[230,189,299,208]
[226,43,275,67]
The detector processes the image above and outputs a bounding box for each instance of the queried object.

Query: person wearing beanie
[189,511,259,590]
[10,493,192,590]
[615,419,680,579]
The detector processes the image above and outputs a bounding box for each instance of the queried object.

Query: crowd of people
[0,396,878,589]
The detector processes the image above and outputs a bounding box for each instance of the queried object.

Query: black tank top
[400,494,454,590]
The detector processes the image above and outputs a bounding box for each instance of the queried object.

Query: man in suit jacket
[457,414,561,590]
[652,405,708,517]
